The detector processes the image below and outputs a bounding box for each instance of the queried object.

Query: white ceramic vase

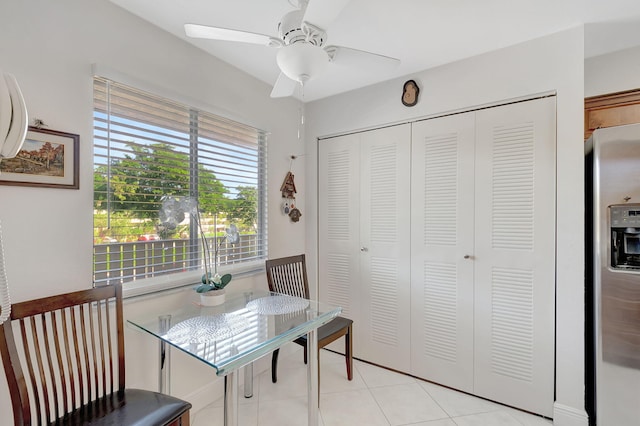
[200,289,226,306]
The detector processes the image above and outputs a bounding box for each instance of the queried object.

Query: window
[93,77,267,288]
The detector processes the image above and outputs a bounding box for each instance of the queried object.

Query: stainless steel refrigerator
[586,124,640,425]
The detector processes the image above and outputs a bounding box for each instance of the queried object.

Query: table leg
[244,363,253,398]
[224,371,239,426]
[158,315,172,393]
[307,327,319,426]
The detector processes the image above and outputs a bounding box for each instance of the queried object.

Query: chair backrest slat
[116,285,126,390]
[106,303,114,395]
[41,312,61,421]
[0,285,123,425]
[70,305,86,407]
[60,308,76,412]
[20,319,40,424]
[96,302,107,397]
[50,312,68,416]
[32,315,53,422]
[79,303,92,404]
[88,304,100,401]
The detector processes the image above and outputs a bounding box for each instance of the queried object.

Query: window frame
[92,77,268,295]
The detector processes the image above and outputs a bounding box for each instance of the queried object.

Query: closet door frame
[318,94,557,417]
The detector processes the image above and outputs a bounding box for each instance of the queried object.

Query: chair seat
[294,316,353,345]
[58,389,192,426]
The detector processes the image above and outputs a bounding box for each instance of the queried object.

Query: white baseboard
[553,402,589,426]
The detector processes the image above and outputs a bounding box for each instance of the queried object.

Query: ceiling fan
[184,0,400,98]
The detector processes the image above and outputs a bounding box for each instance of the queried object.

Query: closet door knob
[360,247,369,252]
[464,254,471,259]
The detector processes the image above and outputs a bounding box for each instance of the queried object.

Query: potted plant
[159,196,232,306]
[195,233,233,306]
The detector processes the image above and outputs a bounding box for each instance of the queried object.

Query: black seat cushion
[294,316,353,344]
[57,388,192,425]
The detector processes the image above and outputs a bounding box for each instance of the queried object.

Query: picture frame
[0,126,79,189]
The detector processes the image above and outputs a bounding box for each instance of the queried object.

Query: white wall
[0,2,591,423]
[0,0,304,421]
[585,44,640,97]
[304,27,587,426]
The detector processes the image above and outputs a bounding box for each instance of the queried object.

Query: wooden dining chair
[265,254,353,383]
[0,284,191,425]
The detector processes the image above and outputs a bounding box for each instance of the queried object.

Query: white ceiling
[110,0,640,102]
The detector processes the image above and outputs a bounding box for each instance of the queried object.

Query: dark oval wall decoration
[402,79,420,107]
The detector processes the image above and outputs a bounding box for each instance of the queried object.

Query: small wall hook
[32,118,47,129]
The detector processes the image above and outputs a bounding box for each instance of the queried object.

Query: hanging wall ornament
[280,171,297,198]
[289,206,302,222]
[282,200,291,215]
[280,158,302,222]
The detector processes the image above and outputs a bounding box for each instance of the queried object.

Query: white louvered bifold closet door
[358,124,411,371]
[318,132,361,354]
[410,112,476,393]
[473,96,556,417]
[319,124,411,371]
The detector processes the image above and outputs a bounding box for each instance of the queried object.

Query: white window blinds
[93,77,267,287]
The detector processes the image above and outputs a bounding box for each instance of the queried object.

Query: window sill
[122,260,265,299]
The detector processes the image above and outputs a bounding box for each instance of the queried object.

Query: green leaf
[215,274,232,289]
[196,284,213,293]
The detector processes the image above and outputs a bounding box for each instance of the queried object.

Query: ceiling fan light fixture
[183,0,399,99]
[276,43,329,83]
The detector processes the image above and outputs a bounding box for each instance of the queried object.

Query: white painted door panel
[410,113,476,392]
[473,97,556,417]
[318,133,362,355]
[359,124,412,371]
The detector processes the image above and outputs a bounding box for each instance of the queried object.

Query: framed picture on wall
[0,126,79,189]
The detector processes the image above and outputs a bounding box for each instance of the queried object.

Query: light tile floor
[192,347,553,426]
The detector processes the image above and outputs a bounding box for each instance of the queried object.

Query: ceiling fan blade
[270,72,299,98]
[326,45,400,69]
[302,0,351,31]
[184,24,280,46]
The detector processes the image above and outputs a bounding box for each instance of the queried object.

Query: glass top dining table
[127,290,341,426]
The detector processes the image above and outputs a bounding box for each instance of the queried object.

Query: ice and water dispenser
[610,204,640,270]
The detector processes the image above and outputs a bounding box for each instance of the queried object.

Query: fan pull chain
[298,106,305,140]
[298,81,305,140]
